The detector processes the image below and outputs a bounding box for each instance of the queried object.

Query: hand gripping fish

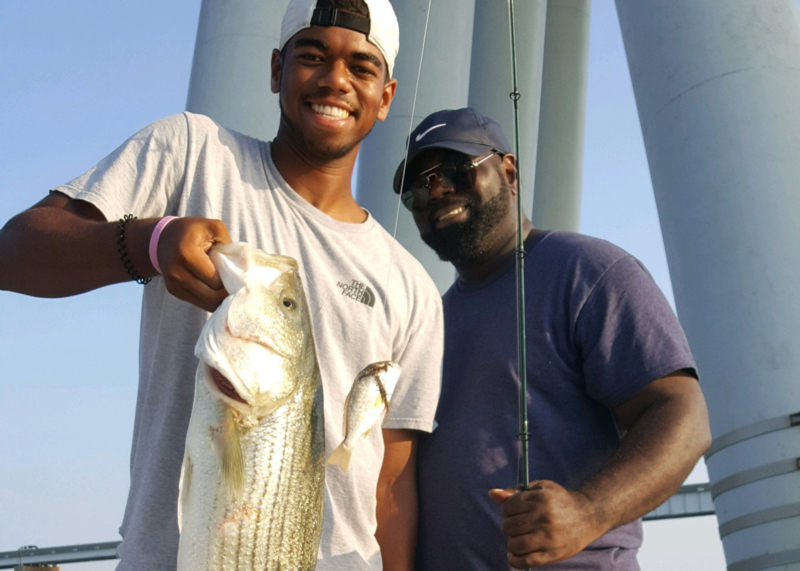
[177,243,324,571]
[327,362,401,472]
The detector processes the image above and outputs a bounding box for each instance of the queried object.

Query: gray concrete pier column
[467,0,547,219]
[616,1,800,568]
[355,0,476,293]
[532,0,591,232]
[186,0,290,140]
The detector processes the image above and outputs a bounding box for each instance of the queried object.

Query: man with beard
[0,1,443,570]
[394,108,711,570]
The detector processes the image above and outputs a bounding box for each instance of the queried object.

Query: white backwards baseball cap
[279,0,400,77]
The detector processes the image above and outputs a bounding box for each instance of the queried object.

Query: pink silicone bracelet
[149,216,178,274]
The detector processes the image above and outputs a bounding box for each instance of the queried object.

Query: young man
[0,1,443,570]
[395,108,711,570]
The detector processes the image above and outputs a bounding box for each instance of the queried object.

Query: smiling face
[410,148,519,266]
[271,24,397,162]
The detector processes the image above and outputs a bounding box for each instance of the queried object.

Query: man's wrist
[572,487,614,540]
[117,217,163,281]
[149,216,179,274]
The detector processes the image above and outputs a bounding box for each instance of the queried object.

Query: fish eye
[282,298,295,310]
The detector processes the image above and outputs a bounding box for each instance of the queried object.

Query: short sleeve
[383,274,444,433]
[54,113,190,221]
[576,256,697,408]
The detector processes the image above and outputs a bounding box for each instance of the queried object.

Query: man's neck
[455,221,538,283]
[270,130,367,223]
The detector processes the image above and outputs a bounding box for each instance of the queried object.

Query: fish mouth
[211,368,247,404]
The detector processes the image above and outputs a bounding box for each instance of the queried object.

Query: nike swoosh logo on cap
[415,123,446,142]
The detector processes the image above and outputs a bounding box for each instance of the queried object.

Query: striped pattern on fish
[177,243,324,571]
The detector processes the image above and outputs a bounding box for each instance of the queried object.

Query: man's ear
[503,154,518,194]
[271,49,283,94]
[377,78,398,122]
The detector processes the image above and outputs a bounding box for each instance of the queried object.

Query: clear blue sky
[0,1,725,569]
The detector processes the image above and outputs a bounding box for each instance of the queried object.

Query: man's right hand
[489,480,605,569]
[156,217,231,312]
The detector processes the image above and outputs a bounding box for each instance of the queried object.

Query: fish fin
[326,443,352,472]
[374,393,391,428]
[216,408,245,501]
[376,375,391,409]
[178,453,193,532]
[382,397,392,426]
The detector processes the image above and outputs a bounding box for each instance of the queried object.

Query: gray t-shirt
[56,112,444,571]
[416,230,697,571]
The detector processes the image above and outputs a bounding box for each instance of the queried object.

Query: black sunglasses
[400,150,501,212]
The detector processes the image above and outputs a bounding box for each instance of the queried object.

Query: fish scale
[182,368,323,571]
[181,375,323,571]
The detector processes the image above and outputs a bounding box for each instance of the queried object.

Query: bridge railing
[0,484,716,568]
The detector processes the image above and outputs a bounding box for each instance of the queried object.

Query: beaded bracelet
[117,214,151,285]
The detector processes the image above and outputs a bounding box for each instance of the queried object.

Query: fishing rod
[508,0,531,571]
[508,2,532,569]
[508,0,531,521]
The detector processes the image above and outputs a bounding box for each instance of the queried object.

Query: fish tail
[216,407,245,501]
[326,443,352,472]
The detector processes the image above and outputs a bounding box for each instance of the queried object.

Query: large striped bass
[177,242,324,571]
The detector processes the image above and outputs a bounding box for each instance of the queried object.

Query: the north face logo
[337,279,376,307]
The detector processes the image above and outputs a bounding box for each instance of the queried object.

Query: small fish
[177,242,324,571]
[327,361,401,472]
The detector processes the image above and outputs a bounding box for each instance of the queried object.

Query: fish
[177,242,324,571]
[326,361,401,472]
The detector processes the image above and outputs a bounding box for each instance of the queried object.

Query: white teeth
[311,103,349,120]
[438,207,465,222]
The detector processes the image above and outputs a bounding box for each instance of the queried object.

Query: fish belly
[178,367,325,571]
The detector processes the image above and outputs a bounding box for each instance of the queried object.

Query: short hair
[280,0,391,82]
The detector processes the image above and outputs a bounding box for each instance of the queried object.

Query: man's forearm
[0,193,231,311]
[375,428,419,571]
[375,473,418,571]
[578,375,711,535]
[0,195,157,297]
[490,374,711,569]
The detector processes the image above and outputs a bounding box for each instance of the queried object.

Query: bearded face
[420,176,513,265]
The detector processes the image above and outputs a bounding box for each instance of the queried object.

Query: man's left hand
[489,480,605,569]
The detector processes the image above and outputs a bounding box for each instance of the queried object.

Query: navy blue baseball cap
[393,107,511,194]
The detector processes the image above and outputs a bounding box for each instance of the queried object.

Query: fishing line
[372,0,434,365]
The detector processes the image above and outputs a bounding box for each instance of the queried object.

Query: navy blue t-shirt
[416,231,697,571]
